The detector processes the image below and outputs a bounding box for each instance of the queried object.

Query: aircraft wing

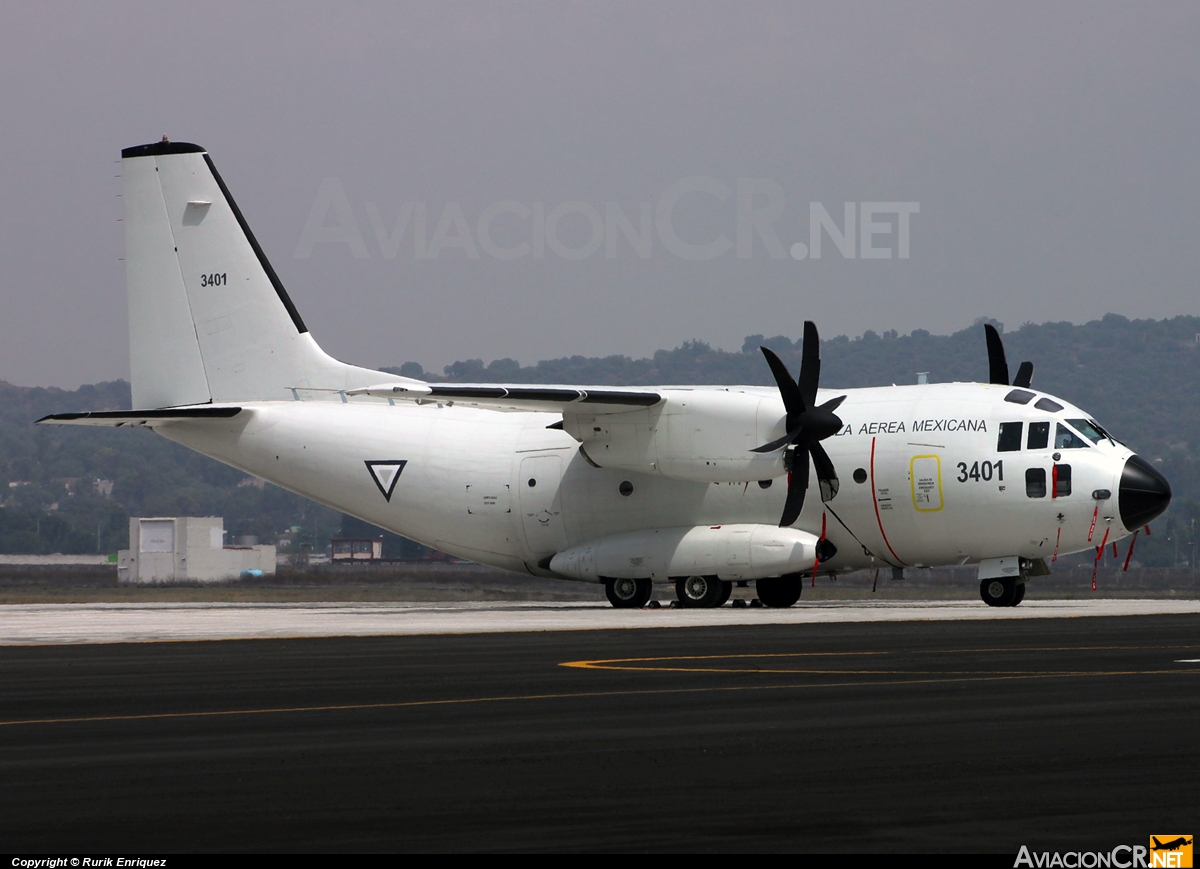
[36,406,244,427]
[346,383,663,414]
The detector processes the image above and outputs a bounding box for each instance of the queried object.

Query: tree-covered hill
[2,314,1197,563]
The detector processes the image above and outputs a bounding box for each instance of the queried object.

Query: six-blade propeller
[752,321,846,527]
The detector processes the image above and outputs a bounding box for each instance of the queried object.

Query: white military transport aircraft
[41,141,1173,609]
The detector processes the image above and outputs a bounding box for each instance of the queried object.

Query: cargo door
[518,455,569,557]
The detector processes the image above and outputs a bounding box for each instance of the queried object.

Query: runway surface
[3,597,1200,644]
[1,612,1197,852]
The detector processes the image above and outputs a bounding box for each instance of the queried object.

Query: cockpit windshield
[1055,423,1090,450]
[1066,418,1106,445]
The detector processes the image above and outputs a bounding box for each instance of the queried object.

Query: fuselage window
[1025,467,1047,498]
[1035,397,1064,412]
[1066,418,1105,444]
[1055,423,1089,450]
[997,422,1023,452]
[1005,389,1035,405]
[1027,421,1050,450]
[1052,463,1072,498]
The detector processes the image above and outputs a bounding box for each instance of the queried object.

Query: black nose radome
[1119,455,1172,531]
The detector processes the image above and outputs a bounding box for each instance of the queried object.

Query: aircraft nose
[1118,454,1172,531]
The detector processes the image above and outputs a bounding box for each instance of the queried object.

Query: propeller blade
[751,425,803,453]
[1013,360,1033,389]
[817,394,847,414]
[798,321,821,407]
[984,323,1009,385]
[760,346,807,419]
[809,441,840,502]
[780,447,809,527]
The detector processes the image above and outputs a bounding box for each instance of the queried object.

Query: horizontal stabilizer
[37,407,243,427]
[346,383,663,414]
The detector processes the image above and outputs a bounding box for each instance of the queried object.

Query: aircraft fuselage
[160,380,1141,579]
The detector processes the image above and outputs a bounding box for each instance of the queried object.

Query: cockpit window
[997,422,1023,452]
[1055,423,1089,449]
[1035,397,1064,413]
[1027,421,1050,450]
[1005,389,1035,405]
[1066,418,1106,445]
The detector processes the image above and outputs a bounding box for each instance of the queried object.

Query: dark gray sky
[2,2,1197,388]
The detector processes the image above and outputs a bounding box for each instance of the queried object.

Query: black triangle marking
[365,460,407,502]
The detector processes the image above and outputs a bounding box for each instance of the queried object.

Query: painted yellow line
[1,670,1192,730]
[559,650,886,669]
[561,645,1200,671]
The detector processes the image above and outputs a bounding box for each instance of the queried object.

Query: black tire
[756,575,802,608]
[675,575,724,608]
[980,576,1017,607]
[715,580,733,607]
[605,577,652,609]
[1009,582,1026,607]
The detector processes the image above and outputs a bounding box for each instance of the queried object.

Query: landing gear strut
[605,577,652,609]
[979,576,1026,607]
[675,575,729,608]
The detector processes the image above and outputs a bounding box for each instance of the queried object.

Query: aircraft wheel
[605,577,652,609]
[675,575,724,608]
[755,575,802,608]
[715,580,733,607]
[1009,582,1026,607]
[980,576,1017,607]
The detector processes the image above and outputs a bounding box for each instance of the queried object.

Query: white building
[117,517,276,583]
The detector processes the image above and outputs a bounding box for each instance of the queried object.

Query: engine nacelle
[564,389,789,483]
[549,523,820,582]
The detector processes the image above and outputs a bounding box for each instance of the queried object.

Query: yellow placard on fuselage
[911,455,944,512]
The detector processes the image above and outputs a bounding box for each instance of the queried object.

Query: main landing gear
[605,576,653,609]
[605,574,806,609]
[979,576,1026,607]
[675,575,732,608]
[755,575,803,608]
[674,574,803,608]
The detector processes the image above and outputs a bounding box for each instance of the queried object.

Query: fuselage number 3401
[956,460,1003,483]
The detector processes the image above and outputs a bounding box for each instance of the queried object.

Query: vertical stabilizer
[121,141,406,407]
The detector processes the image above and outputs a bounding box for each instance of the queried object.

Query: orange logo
[1150,836,1193,868]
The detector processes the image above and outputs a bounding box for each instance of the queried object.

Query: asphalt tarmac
[2,614,1198,852]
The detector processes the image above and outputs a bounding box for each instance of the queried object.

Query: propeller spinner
[752,321,847,527]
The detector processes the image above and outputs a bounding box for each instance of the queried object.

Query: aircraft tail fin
[122,140,408,408]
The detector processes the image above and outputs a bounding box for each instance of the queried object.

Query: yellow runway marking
[1,669,1193,730]
[560,645,1200,674]
[560,650,885,671]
